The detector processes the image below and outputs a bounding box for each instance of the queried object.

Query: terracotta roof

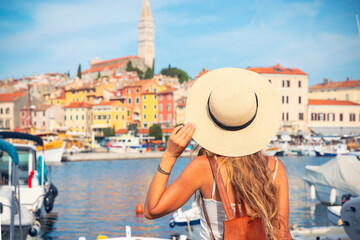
[309,79,360,90]
[82,62,127,74]
[0,92,26,102]
[34,104,52,111]
[64,102,92,108]
[65,84,95,91]
[158,87,176,94]
[195,68,210,79]
[308,99,360,106]
[92,55,140,66]
[247,64,307,75]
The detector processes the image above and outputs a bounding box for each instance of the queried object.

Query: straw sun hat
[185,68,282,157]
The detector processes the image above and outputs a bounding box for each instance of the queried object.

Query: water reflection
[37,156,332,239]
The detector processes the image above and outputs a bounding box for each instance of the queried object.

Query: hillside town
[0,0,359,152]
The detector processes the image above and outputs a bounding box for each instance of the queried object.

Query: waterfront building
[65,84,96,105]
[64,102,92,136]
[158,87,175,128]
[247,64,309,134]
[138,0,155,68]
[174,97,187,126]
[121,81,143,125]
[141,92,158,128]
[307,99,360,135]
[27,104,63,133]
[0,92,27,130]
[309,77,360,104]
[91,101,128,136]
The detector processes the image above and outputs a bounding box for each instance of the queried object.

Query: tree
[77,64,82,79]
[102,127,115,137]
[126,60,145,79]
[127,123,138,136]
[144,67,153,79]
[97,72,101,80]
[160,65,190,83]
[149,124,162,140]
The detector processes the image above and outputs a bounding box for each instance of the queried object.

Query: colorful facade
[0,92,27,130]
[64,102,93,135]
[158,88,175,128]
[141,92,158,128]
[65,85,96,105]
[92,101,128,136]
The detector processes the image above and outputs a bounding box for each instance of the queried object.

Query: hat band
[207,93,258,131]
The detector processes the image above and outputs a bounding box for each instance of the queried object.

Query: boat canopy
[0,131,43,146]
[303,155,360,196]
[0,138,19,165]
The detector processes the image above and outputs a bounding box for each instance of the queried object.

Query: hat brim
[185,68,282,157]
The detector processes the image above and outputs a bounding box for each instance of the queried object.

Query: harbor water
[37,156,332,239]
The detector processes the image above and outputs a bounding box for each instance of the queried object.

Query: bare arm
[275,161,292,239]
[144,123,199,219]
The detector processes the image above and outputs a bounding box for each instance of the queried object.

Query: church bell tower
[138,0,155,68]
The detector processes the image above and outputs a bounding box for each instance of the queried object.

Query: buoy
[136,203,143,214]
[310,185,316,200]
[97,235,108,239]
[330,188,337,205]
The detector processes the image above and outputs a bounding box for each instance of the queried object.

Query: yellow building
[65,84,96,105]
[64,102,92,136]
[309,78,360,104]
[141,92,158,128]
[91,101,128,136]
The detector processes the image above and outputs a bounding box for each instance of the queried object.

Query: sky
[0,0,360,86]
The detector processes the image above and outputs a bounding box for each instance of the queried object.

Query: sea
[35,156,333,240]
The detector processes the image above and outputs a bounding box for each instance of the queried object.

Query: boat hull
[38,141,65,163]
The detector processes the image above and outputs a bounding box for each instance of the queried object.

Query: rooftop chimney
[346,77,350,81]
[276,63,280,67]
[323,78,328,84]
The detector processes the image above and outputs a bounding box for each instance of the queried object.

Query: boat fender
[28,170,35,188]
[330,188,337,205]
[341,197,360,240]
[49,182,58,198]
[310,185,316,200]
[44,191,54,213]
[37,155,48,184]
[29,220,41,237]
[169,218,176,228]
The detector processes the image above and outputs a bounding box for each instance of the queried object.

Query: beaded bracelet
[157,164,171,175]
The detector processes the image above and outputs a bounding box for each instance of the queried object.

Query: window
[168,113,172,120]
[122,115,124,120]
[144,114,147,119]
[350,113,356,122]
[65,116,67,121]
[286,96,289,104]
[168,94,172,100]
[159,95,163,101]
[319,113,325,121]
[6,108,10,114]
[128,98,132,104]
[311,113,317,121]
[144,105,147,110]
[299,113,304,120]
[116,115,118,120]
[128,89,132,94]
[143,95,147,100]
[94,115,97,120]
[282,96,284,104]
[286,80,290,87]
[159,104,163,111]
[136,98,139,104]
[167,104,171,111]
[82,115,84,120]
[268,79,272,83]
[43,121,45,126]
[70,116,73,120]
[144,123,148,128]
[127,110,130,116]
[154,104,157,109]
[282,80,285,87]
[136,88,139,93]
[346,94,349,100]
[298,81,301,88]
[286,112,289,121]
[43,111,45,117]
[154,114,157,119]
[328,113,335,121]
[76,115,78,120]
[298,96,302,104]
[340,113,343,121]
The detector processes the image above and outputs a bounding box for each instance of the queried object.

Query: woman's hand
[164,123,196,159]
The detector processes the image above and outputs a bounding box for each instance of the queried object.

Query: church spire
[138,0,155,68]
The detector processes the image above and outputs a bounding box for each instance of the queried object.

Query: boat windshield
[0,148,32,185]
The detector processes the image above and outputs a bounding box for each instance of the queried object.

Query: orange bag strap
[207,156,236,220]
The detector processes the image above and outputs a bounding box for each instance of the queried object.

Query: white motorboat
[327,205,342,225]
[78,226,179,240]
[0,132,58,215]
[291,226,350,240]
[107,135,146,153]
[0,138,39,239]
[35,132,66,163]
[303,155,360,205]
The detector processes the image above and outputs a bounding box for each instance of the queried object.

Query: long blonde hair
[193,146,282,240]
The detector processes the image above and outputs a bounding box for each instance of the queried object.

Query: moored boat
[35,132,66,163]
